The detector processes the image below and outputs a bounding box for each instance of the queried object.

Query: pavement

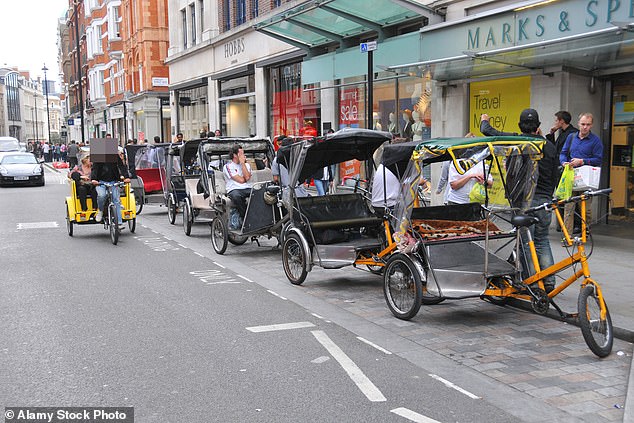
[45,162,634,422]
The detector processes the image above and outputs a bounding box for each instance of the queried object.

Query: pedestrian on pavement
[546,110,577,158]
[559,112,603,234]
[60,143,67,162]
[67,140,79,169]
[42,142,50,162]
[482,108,559,292]
[153,136,160,143]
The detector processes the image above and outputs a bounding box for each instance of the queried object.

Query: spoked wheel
[65,202,73,237]
[483,276,512,306]
[366,264,384,275]
[128,218,136,233]
[167,194,177,224]
[282,233,309,285]
[183,200,193,236]
[134,190,144,215]
[383,254,424,320]
[109,203,119,245]
[578,284,613,358]
[210,217,228,254]
[228,232,249,245]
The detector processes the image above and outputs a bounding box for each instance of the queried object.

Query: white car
[0,136,21,152]
[0,152,45,187]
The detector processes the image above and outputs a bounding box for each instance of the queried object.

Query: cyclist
[91,148,130,229]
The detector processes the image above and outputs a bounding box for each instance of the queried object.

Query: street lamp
[42,64,52,144]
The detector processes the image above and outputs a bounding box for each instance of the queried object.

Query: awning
[253,0,440,53]
[391,27,634,82]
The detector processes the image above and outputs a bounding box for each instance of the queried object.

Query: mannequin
[401,109,414,141]
[388,112,398,135]
[412,110,426,142]
[373,112,382,131]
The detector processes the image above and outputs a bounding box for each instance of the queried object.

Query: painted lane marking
[212,261,225,269]
[311,313,331,323]
[237,275,253,283]
[391,407,441,423]
[194,252,204,257]
[189,269,239,285]
[137,236,179,251]
[428,374,480,399]
[178,244,186,248]
[267,289,287,300]
[17,222,59,229]
[312,330,386,403]
[356,337,392,355]
[246,322,316,333]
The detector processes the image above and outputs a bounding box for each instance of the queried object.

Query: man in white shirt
[371,164,400,215]
[446,162,492,204]
[223,145,252,221]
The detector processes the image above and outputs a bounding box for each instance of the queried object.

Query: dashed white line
[246,322,316,333]
[312,330,386,402]
[237,275,253,283]
[429,374,480,399]
[311,313,331,322]
[267,289,287,300]
[213,261,225,269]
[194,252,204,257]
[356,337,392,355]
[178,244,186,248]
[391,407,441,423]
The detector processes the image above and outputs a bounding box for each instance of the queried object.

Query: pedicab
[125,142,171,214]
[384,135,613,357]
[164,141,196,224]
[198,137,279,254]
[279,128,399,285]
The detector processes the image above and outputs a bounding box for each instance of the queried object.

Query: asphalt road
[0,169,544,423]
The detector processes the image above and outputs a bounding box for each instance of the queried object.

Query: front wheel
[128,218,136,233]
[210,217,228,254]
[183,200,193,236]
[167,194,177,225]
[109,203,119,245]
[134,190,144,215]
[282,233,309,285]
[228,232,249,245]
[578,284,613,358]
[383,254,423,320]
[65,201,74,237]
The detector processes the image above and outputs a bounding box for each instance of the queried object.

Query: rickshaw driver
[223,145,252,226]
[91,146,131,228]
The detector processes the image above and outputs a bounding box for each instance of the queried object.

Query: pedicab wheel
[578,284,613,358]
[210,217,228,254]
[366,265,384,275]
[183,199,193,236]
[282,233,309,285]
[128,217,136,233]
[167,194,177,224]
[228,232,249,245]
[109,203,119,245]
[483,276,511,306]
[65,202,74,237]
[383,254,423,320]
[134,191,144,215]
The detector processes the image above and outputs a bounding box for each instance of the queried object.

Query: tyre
[383,254,423,320]
[183,200,193,236]
[228,232,249,245]
[578,284,613,358]
[65,202,73,237]
[167,194,177,224]
[366,264,384,275]
[210,217,228,254]
[128,218,136,233]
[282,233,309,285]
[135,191,144,215]
[109,203,119,245]
[483,276,511,306]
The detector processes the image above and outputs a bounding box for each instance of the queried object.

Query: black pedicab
[384,136,614,357]
[279,128,398,285]
[164,140,202,225]
[125,143,171,214]
[198,137,279,254]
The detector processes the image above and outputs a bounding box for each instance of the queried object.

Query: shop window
[236,0,246,25]
[177,86,209,140]
[219,75,256,137]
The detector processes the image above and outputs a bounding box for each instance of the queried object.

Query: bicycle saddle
[265,185,280,195]
[511,215,540,228]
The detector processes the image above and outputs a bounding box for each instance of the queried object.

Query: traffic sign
[360,41,377,53]
[67,118,74,126]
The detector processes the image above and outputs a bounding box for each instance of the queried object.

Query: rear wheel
[134,190,144,214]
[128,218,136,233]
[384,254,423,320]
[167,194,177,224]
[578,284,613,358]
[282,233,309,285]
[210,217,228,254]
[109,203,119,245]
[65,202,73,237]
[483,276,511,306]
[183,200,193,236]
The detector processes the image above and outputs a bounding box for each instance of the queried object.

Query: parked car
[0,152,45,186]
[0,136,21,152]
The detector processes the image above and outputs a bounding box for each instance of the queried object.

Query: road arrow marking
[391,407,441,423]
[246,322,316,333]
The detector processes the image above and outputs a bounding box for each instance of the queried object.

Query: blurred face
[177,134,183,141]
[578,115,593,138]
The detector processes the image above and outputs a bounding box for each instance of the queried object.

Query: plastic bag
[469,182,487,204]
[555,165,574,200]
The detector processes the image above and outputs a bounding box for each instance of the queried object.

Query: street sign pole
[360,41,377,130]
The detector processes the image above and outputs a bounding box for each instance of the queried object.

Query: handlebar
[98,181,127,188]
[525,188,612,213]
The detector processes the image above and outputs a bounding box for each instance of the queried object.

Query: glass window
[219,75,256,137]
[181,9,187,49]
[190,4,196,45]
[610,80,634,216]
[251,0,258,18]
[199,0,204,35]
[224,0,231,31]
[237,0,246,25]
[178,86,208,140]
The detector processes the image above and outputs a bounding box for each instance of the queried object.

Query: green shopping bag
[555,165,573,200]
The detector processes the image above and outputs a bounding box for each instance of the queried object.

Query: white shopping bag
[573,165,600,190]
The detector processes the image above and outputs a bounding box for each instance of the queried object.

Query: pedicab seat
[295,193,382,230]
[185,178,211,209]
[136,168,163,193]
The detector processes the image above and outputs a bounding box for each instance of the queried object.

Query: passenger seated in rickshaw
[223,144,252,228]
[69,156,98,211]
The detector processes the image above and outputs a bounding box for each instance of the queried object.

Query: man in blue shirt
[559,113,603,233]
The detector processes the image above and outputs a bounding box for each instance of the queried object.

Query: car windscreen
[1,155,38,165]
[0,140,20,152]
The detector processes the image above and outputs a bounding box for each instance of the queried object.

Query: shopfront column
[207,76,219,133]
[255,67,267,137]
[320,80,336,133]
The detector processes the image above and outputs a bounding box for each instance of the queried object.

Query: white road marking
[17,222,59,229]
[391,407,441,423]
[267,290,287,300]
[429,374,480,399]
[238,275,253,283]
[190,269,238,284]
[194,252,204,257]
[246,322,316,333]
[213,261,225,269]
[178,244,186,248]
[312,330,386,402]
[356,337,392,355]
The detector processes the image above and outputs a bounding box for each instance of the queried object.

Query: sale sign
[340,88,359,127]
